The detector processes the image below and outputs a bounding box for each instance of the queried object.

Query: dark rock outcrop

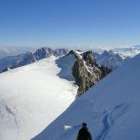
[71,50,111,96]
[82,50,96,66]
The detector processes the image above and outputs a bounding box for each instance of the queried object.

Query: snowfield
[33,54,140,140]
[0,56,77,140]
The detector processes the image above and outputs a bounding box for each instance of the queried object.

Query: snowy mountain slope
[32,47,69,60]
[0,47,69,73]
[93,46,140,69]
[94,50,127,69]
[0,56,77,140]
[93,45,140,58]
[33,54,140,140]
[56,51,76,81]
[0,52,35,72]
[112,46,140,57]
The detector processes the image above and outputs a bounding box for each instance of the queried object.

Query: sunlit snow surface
[0,56,77,140]
[33,54,140,140]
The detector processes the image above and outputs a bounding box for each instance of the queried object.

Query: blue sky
[0,0,140,48]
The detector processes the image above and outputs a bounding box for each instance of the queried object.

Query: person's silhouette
[76,122,92,140]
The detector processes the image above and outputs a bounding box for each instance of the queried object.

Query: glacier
[0,56,77,140]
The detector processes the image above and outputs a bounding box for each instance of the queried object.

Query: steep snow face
[56,52,76,81]
[0,56,77,140]
[33,54,140,140]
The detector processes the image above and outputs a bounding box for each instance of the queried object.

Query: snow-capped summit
[33,48,53,60]
[33,47,69,60]
[33,53,140,140]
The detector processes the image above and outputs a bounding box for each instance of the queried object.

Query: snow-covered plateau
[33,54,140,140]
[0,56,77,140]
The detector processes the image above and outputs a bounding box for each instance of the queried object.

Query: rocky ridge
[72,50,111,96]
[57,50,111,96]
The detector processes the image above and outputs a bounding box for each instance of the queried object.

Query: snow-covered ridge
[56,50,111,96]
[33,53,140,140]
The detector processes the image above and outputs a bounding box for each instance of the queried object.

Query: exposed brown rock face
[72,50,111,96]
[56,49,111,96]
[82,50,96,66]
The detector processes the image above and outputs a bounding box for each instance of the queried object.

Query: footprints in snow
[96,103,129,140]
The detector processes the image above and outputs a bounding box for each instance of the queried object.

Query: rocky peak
[33,48,53,60]
[56,49,111,96]
[33,47,69,60]
[82,50,96,66]
[67,50,81,58]
[72,50,105,96]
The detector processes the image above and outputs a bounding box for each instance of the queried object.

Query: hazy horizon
[0,44,140,50]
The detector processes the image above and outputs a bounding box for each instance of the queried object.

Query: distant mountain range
[0,46,140,73]
[0,48,68,72]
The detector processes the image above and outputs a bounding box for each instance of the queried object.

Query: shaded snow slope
[56,52,76,81]
[0,56,77,140]
[33,54,140,140]
[95,50,126,69]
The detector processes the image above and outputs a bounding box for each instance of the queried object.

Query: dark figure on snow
[76,122,92,140]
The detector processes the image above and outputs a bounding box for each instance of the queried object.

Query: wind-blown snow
[33,54,140,140]
[0,56,77,140]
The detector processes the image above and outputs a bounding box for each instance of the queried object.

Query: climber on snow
[76,122,92,140]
